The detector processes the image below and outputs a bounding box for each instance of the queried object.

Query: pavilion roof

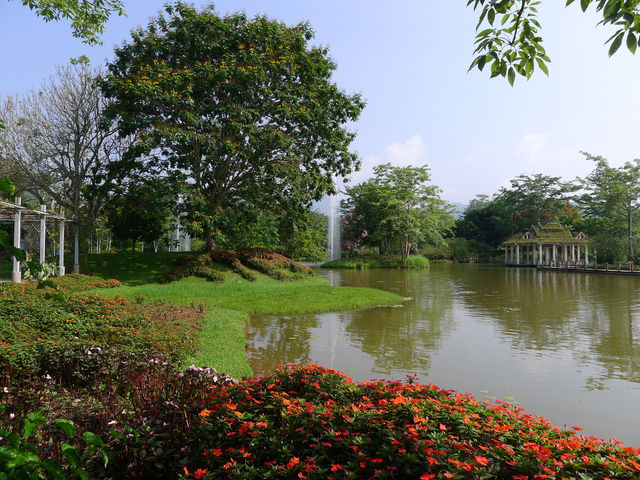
[503,222,589,245]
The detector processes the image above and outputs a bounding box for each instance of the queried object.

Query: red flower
[330,464,344,472]
[475,455,490,466]
[287,457,301,469]
[194,469,207,479]
[420,474,436,480]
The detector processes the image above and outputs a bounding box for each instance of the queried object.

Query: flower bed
[181,364,640,479]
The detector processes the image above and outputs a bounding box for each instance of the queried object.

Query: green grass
[93,276,402,316]
[184,308,253,379]
[322,254,430,269]
[78,251,404,378]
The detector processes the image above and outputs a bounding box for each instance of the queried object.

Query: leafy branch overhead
[16,0,125,45]
[468,0,640,85]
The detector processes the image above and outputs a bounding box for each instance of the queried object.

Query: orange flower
[475,455,489,466]
[287,457,300,469]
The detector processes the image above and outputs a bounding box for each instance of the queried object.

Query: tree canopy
[15,0,125,45]
[100,2,364,250]
[468,0,640,84]
[342,164,454,260]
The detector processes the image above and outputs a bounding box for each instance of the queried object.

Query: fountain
[327,195,341,261]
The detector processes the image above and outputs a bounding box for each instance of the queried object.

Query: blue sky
[1,1,638,205]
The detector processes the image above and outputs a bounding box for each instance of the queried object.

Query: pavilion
[0,197,78,282]
[503,222,590,267]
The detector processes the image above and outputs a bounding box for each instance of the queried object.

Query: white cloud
[344,135,428,187]
[513,133,587,181]
[516,133,548,168]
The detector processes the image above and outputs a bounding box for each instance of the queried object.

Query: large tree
[578,153,640,261]
[496,173,575,233]
[100,2,365,250]
[343,164,454,261]
[468,0,640,84]
[0,64,128,230]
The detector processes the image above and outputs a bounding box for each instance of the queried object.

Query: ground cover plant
[322,254,430,270]
[181,364,640,480]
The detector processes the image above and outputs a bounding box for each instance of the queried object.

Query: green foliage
[342,163,454,260]
[0,179,26,262]
[18,0,125,45]
[577,153,640,261]
[497,173,576,232]
[181,363,640,479]
[22,259,57,281]
[100,2,364,248]
[401,254,430,268]
[321,255,428,269]
[106,178,177,252]
[0,407,107,480]
[468,0,640,83]
[163,253,226,283]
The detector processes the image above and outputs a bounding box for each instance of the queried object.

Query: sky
[1,0,639,206]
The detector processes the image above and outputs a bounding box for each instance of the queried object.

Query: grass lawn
[83,252,404,379]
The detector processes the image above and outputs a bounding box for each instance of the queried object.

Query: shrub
[237,247,313,281]
[401,254,430,268]
[180,364,640,480]
[163,254,226,283]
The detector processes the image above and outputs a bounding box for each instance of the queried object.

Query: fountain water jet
[327,195,341,261]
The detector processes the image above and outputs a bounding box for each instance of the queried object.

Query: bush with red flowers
[179,364,640,480]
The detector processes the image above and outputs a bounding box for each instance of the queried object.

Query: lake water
[247,263,640,446]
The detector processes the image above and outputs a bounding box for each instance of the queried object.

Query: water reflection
[246,264,640,445]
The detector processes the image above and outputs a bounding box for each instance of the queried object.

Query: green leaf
[580,0,590,11]
[508,67,516,86]
[61,443,79,468]
[487,8,496,25]
[626,31,637,53]
[42,459,66,480]
[82,431,104,448]
[536,57,549,75]
[566,0,576,5]
[608,31,624,55]
[56,419,76,438]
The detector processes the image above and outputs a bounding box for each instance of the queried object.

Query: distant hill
[450,202,466,219]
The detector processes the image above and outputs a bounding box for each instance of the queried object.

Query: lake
[247,263,640,446]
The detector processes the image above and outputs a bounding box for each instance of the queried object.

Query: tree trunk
[131,239,136,253]
[205,230,216,252]
[628,209,633,261]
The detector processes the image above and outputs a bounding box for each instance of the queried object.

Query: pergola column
[585,245,589,266]
[538,244,542,265]
[552,244,557,265]
[516,244,520,265]
[39,205,46,264]
[11,197,22,283]
[59,218,66,276]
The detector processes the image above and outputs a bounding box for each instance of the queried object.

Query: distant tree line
[454,155,640,263]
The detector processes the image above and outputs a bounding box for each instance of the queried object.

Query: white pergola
[0,197,79,282]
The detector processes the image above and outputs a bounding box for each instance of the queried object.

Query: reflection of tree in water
[342,269,457,373]
[457,266,640,389]
[574,276,640,389]
[247,314,319,376]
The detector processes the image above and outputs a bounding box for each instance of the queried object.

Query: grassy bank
[322,254,430,269]
[84,251,403,378]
